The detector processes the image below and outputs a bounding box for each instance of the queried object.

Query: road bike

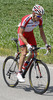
[3,38,51,94]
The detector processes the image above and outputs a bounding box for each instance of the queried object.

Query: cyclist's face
[32,12,42,21]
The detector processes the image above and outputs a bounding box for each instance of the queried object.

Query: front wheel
[3,56,19,87]
[29,60,50,94]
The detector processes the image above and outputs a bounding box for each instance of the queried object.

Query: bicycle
[3,38,51,94]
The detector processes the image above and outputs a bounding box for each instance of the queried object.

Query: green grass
[0,0,53,63]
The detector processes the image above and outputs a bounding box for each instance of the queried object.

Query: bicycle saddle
[11,38,18,43]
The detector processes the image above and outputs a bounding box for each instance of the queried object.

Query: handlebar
[26,47,51,57]
[11,38,51,56]
[39,47,51,55]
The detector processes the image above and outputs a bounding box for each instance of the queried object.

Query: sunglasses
[37,15,41,18]
[35,14,41,18]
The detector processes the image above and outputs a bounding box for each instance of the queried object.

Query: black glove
[47,45,51,48]
[46,44,51,53]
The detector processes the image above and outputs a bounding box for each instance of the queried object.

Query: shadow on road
[15,84,53,96]
[16,83,33,92]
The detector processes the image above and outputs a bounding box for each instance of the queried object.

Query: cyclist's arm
[19,27,28,45]
[39,26,47,45]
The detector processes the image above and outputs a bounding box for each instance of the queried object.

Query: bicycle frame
[21,50,41,78]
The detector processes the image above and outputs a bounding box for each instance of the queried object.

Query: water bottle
[22,61,29,72]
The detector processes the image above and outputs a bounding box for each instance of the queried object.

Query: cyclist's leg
[18,36,27,71]
[17,29,27,82]
[19,46,27,71]
[16,45,27,82]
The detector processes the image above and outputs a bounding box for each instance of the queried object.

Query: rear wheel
[3,56,19,87]
[29,60,50,94]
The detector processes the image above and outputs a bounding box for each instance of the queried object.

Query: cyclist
[17,4,51,82]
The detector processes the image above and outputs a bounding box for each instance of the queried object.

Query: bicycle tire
[3,56,19,87]
[29,60,50,94]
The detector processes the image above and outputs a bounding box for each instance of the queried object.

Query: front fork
[34,59,42,78]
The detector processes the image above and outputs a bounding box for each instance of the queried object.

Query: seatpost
[16,41,19,53]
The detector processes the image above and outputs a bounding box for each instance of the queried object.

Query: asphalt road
[0,56,53,100]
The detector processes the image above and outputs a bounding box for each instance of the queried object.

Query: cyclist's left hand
[46,44,51,52]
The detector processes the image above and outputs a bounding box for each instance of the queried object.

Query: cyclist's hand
[45,44,51,53]
[26,44,32,51]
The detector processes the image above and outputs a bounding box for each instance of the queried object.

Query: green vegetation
[0,0,53,63]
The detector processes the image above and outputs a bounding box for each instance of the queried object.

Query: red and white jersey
[18,14,43,32]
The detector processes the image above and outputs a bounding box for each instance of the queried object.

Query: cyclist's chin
[36,19,40,21]
[35,17,40,21]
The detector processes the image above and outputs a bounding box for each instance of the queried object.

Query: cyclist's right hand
[26,44,32,51]
[45,44,51,53]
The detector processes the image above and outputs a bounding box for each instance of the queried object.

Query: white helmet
[32,4,44,15]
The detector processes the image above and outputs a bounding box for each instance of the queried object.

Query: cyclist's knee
[21,47,27,57]
[21,52,27,57]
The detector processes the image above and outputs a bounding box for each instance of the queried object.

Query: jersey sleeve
[20,15,31,28]
[39,17,43,27]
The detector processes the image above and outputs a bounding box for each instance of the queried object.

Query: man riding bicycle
[17,4,51,82]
